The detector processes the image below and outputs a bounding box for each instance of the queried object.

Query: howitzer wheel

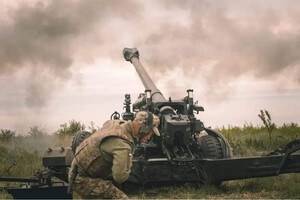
[71,131,92,154]
[198,135,223,159]
[197,135,224,186]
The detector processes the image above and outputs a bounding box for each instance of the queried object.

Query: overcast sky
[0,0,299,134]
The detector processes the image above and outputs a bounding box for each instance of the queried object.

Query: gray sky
[0,0,299,134]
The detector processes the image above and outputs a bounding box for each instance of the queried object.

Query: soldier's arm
[100,137,133,183]
[111,139,133,183]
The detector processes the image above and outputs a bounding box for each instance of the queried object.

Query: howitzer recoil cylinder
[123,48,166,103]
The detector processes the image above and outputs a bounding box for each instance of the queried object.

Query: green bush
[0,129,15,142]
[88,121,98,134]
[55,120,86,136]
[27,126,47,137]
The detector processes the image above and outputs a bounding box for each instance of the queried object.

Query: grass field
[0,123,299,199]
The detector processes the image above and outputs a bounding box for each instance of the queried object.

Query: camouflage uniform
[69,120,134,199]
[69,112,160,199]
[69,159,128,199]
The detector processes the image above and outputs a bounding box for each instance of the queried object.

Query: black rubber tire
[71,131,92,154]
[198,135,223,159]
[199,135,224,186]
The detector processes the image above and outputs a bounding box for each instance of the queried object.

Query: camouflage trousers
[73,175,129,199]
[69,160,128,199]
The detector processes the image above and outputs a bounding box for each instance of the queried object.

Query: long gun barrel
[123,48,166,103]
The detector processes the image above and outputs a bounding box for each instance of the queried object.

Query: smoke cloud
[137,0,300,99]
[0,0,140,108]
[0,0,300,131]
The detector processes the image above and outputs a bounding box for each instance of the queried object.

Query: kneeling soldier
[68,111,160,199]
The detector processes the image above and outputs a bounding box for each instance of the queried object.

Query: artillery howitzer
[1,48,300,199]
[120,48,300,185]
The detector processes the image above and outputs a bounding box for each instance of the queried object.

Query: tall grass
[0,122,299,199]
[0,137,43,199]
[131,173,300,199]
[0,134,74,199]
[217,122,300,157]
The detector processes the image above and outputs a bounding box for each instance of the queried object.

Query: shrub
[88,121,98,133]
[27,126,47,137]
[55,120,86,136]
[0,129,15,142]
